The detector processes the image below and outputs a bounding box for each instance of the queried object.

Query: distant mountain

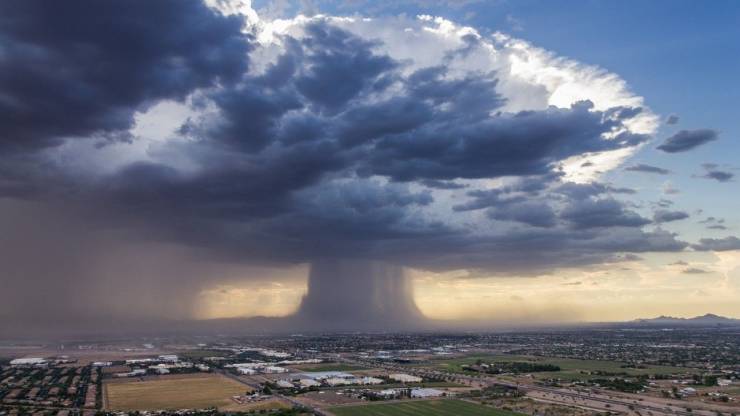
[631,313,740,325]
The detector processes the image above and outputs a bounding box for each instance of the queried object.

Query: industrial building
[410,388,444,398]
[299,378,321,388]
[9,358,47,367]
[389,373,422,383]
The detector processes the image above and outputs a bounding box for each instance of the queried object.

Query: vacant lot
[105,374,251,410]
[431,354,697,380]
[328,399,522,416]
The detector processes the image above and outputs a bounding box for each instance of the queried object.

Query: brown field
[104,373,252,411]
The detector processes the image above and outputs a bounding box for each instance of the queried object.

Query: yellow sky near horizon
[194,250,740,323]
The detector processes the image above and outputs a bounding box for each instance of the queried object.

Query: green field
[431,354,697,381]
[329,400,522,416]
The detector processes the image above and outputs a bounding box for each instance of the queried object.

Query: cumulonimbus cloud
[0,0,712,327]
[0,3,672,270]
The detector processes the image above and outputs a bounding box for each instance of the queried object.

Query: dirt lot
[104,373,252,411]
[298,390,366,407]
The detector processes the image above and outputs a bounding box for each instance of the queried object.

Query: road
[342,357,737,416]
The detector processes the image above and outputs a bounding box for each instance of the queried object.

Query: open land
[104,373,251,411]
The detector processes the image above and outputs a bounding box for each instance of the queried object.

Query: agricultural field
[430,354,697,381]
[104,374,251,411]
[328,399,523,416]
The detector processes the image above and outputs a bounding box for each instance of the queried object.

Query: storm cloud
[0,0,250,152]
[0,2,707,330]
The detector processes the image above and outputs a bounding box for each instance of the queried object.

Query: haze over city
[1,0,739,335]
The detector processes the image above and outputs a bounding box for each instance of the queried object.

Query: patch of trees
[591,377,646,393]
[469,360,560,374]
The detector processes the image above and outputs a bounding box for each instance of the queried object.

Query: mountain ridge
[631,313,739,325]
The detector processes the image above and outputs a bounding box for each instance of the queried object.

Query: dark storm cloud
[295,23,397,112]
[657,129,718,153]
[696,163,734,182]
[691,236,740,252]
[367,101,649,181]
[420,179,468,190]
[487,202,557,228]
[665,114,679,125]
[561,198,651,229]
[555,182,635,200]
[0,8,697,331]
[0,0,250,151]
[653,209,689,223]
[625,163,671,175]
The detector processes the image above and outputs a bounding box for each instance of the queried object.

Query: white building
[717,379,733,387]
[299,379,321,388]
[115,369,147,378]
[158,355,179,362]
[10,358,47,367]
[262,366,288,374]
[325,377,352,386]
[389,373,422,383]
[91,361,112,367]
[125,358,155,364]
[229,362,265,369]
[237,367,257,375]
[357,376,384,385]
[300,371,353,380]
[411,388,444,398]
[376,389,400,398]
[259,350,291,358]
[276,380,294,388]
[680,387,697,396]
